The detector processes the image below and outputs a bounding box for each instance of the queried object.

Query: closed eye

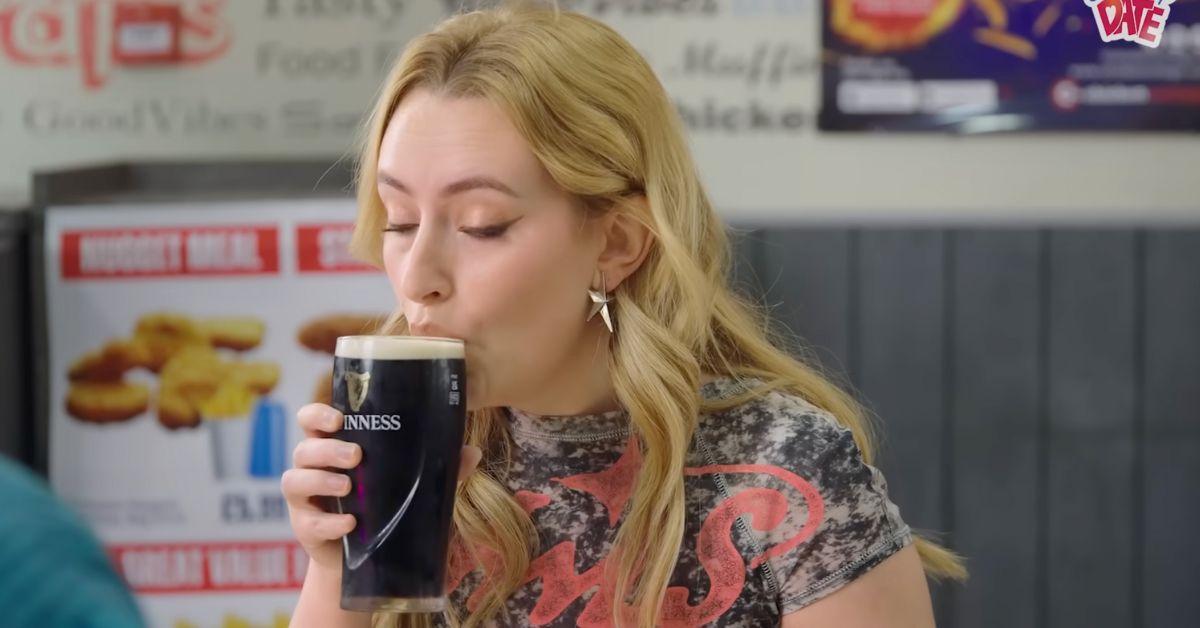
[381,220,515,239]
[465,223,511,239]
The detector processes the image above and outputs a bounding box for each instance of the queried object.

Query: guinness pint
[331,335,466,613]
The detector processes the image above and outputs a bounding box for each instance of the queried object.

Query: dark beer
[330,335,466,613]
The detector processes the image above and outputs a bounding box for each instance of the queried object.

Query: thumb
[457,445,482,484]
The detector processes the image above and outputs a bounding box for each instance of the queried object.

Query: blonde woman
[283,1,967,626]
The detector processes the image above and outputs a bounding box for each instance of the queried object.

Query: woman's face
[376,88,604,412]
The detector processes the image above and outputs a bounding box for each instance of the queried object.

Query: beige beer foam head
[335,335,464,360]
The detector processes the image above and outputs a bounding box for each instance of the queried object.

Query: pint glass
[330,335,466,612]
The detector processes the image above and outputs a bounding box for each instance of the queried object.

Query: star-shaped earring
[587,271,614,333]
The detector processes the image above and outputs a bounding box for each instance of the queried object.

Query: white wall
[1,0,1196,223]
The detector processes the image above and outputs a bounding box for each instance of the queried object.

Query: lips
[410,323,460,340]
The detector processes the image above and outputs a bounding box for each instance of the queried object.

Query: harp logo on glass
[343,369,403,430]
[344,370,370,412]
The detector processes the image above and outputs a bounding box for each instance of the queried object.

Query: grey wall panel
[949,230,1042,628]
[856,230,948,532]
[760,229,854,386]
[855,229,952,625]
[1047,231,1138,628]
[736,224,1200,628]
[1142,230,1200,628]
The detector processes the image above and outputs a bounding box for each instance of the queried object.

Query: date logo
[1084,0,1174,48]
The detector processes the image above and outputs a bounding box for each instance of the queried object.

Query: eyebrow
[377,172,521,199]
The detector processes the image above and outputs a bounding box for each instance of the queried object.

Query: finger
[295,510,357,542]
[297,403,343,438]
[281,468,352,508]
[292,437,361,470]
[457,445,482,484]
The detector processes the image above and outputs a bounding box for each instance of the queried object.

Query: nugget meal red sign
[61,225,280,279]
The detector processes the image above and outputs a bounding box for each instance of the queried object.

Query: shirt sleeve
[0,456,148,628]
[767,418,914,615]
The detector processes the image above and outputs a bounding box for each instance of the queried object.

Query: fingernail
[328,475,348,492]
[326,412,341,431]
[340,443,358,462]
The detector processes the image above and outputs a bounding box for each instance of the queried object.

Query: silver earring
[587,270,614,333]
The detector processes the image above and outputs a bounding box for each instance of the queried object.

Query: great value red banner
[110,540,308,594]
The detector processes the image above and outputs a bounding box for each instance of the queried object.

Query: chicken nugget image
[159,345,229,405]
[67,338,149,382]
[65,381,150,424]
[68,348,116,381]
[200,317,266,351]
[132,312,209,372]
[312,371,333,406]
[296,314,387,354]
[155,386,201,430]
[135,311,197,334]
[153,345,232,430]
[226,361,281,395]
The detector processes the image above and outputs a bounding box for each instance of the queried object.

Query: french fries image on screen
[64,312,279,429]
[201,378,261,480]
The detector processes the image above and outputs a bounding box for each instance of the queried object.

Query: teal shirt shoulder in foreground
[0,455,146,628]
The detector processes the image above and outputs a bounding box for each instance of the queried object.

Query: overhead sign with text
[2,0,818,209]
[819,0,1200,131]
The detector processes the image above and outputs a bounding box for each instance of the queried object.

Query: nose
[397,222,452,305]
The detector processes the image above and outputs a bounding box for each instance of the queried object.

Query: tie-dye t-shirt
[438,376,914,626]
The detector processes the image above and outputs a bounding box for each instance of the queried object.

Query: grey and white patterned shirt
[438,375,913,626]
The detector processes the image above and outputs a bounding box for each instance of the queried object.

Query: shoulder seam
[694,428,781,599]
[507,427,631,442]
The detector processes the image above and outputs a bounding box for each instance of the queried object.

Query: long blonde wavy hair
[348,1,968,626]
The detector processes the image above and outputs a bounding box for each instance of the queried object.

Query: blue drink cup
[249,397,288,478]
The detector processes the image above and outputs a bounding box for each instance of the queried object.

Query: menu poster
[44,199,395,628]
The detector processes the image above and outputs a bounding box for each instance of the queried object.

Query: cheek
[466,242,581,336]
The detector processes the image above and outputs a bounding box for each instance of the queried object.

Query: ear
[595,194,654,291]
